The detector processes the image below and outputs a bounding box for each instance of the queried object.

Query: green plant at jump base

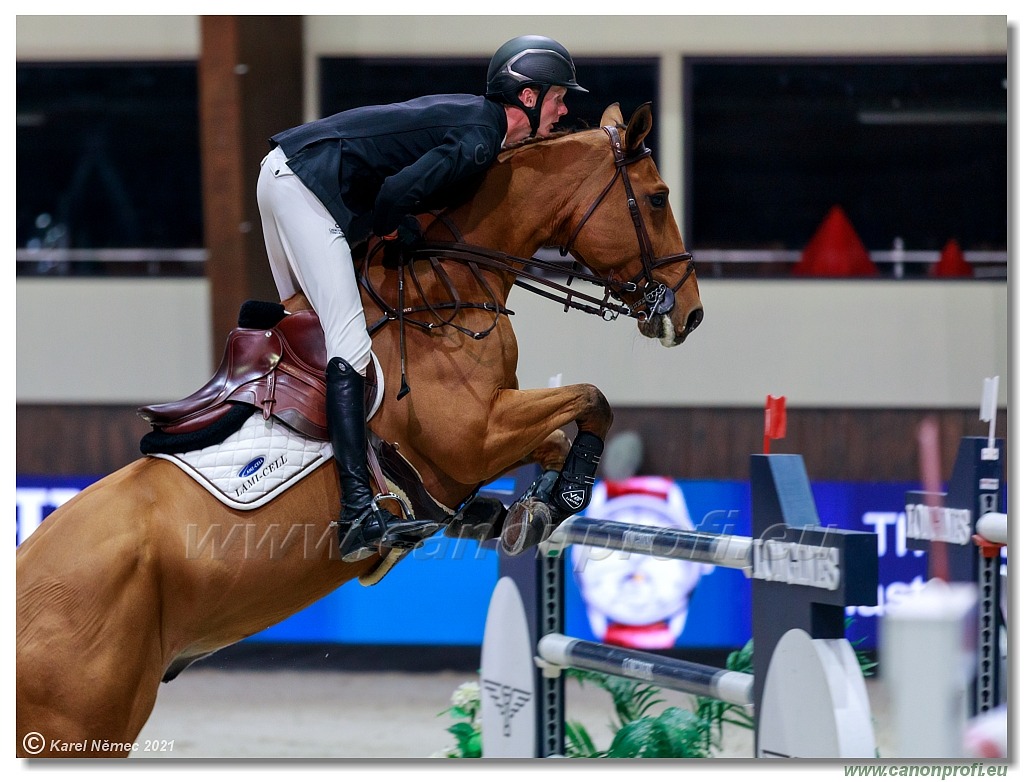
[563,640,755,758]
[437,632,874,758]
[435,681,483,758]
[434,641,755,759]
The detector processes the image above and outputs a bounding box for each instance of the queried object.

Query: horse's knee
[579,384,613,436]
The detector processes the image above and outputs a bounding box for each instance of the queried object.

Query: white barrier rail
[544,515,752,571]
[538,633,754,707]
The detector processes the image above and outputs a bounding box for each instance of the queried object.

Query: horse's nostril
[686,306,704,333]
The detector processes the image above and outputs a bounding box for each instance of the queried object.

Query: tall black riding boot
[326,357,440,562]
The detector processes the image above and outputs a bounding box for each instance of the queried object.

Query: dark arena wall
[17,402,1007,482]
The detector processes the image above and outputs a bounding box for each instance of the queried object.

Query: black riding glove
[381,216,424,269]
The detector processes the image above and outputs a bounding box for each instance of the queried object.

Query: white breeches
[256,145,372,375]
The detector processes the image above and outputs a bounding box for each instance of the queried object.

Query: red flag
[764,395,787,453]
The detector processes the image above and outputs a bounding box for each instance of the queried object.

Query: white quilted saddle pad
[150,352,389,511]
[152,411,332,510]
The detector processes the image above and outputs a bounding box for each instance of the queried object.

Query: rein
[360,125,695,342]
[361,241,643,339]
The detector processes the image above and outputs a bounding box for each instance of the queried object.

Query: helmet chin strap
[512,84,551,138]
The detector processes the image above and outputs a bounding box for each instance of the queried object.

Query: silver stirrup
[370,492,414,519]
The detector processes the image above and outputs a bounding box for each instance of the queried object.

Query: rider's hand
[394,215,423,247]
[380,216,423,269]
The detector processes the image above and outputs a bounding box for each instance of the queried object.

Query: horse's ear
[600,103,623,127]
[624,102,653,153]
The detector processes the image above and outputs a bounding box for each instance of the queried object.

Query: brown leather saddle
[137,303,462,527]
[138,308,376,441]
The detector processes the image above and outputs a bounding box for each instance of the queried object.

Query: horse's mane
[410,125,600,221]
[496,122,608,161]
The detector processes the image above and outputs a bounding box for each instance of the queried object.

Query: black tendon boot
[500,432,604,556]
[326,357,440,562]
[551,431,604,516]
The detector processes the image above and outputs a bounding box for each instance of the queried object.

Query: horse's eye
[648,194,667,209]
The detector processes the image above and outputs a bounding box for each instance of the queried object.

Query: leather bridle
[559,125,694,322]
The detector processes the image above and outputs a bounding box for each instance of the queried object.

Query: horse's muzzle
[640,300,703,346]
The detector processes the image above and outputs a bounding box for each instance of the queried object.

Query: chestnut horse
[16,103,702,757]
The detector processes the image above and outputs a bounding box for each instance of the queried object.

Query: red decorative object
[930,238,974,277]
[792,205,879,277]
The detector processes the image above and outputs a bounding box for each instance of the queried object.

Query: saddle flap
[275,309,327,372]
[369,432,453,524]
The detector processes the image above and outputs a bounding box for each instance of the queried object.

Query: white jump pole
[543,516,752,570]
[537,632,754,706]
[976,512,1007,546]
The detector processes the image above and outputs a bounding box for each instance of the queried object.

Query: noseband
[560,125,694,321]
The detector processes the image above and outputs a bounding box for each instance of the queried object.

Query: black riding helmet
[486,35,588,137]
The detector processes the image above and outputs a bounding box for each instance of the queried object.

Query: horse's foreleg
[479,384,613,555]
[444,429,571,543]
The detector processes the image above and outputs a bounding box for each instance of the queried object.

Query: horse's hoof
[500,497,553,556]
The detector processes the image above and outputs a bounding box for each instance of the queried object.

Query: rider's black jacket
[270,94,508,242]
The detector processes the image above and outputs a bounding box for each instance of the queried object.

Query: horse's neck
[449,136,599,262]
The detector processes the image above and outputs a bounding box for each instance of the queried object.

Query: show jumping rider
[256,35,588,563]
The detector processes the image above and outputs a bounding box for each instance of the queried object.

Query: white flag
[980,376,999,423]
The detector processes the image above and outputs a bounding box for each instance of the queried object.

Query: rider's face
[535,86,569,137]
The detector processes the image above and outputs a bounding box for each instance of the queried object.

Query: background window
[686,58,1007,259]
[17,62,202,272]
